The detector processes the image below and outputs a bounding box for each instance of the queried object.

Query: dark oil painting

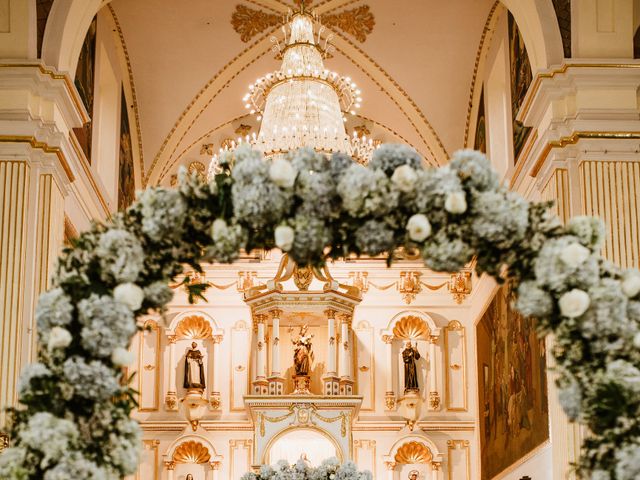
[73,15,97,163]
[118,87,136,211]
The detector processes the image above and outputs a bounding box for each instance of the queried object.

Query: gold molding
[0,135,74,183]
[0,63,89,124]
[138,319,161,412]
[444,320,467,412]
[392,315,430,341]
[108,5,146,186]
[530,131,640,178]
[321,5,375,43]
[231,4,281,43]
[175,315,214,340]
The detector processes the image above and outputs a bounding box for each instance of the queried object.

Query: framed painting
[476,285,549,479]
[73,15,97,163]
[118,87,136,211]
[508,12,533,163]
[474,87,487,153]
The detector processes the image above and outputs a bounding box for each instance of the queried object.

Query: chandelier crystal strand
[209,10,367,175]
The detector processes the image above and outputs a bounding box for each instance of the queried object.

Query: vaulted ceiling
[109,0,496,185]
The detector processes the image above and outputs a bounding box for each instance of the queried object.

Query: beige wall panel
[580,160,640,268]
[139,320,161,411]
[355,321,374,411]
[0,160,29,427]
[231,321,250,410]
[136,440,159,480]
[444,321,467,412]
[353,440,376,477]
[447,440,471,480]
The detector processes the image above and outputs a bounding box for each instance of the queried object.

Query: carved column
[339,314,354,395]
[165,335,178,411]
[384,461,396,480]
[164,461,176,480]
[431,461,442,480]
[268,309,285,395]
[322,309,340,395]
[383,335,396,410]
[209,335,222,410]
[252,314,268,395]
[428,335,440,410]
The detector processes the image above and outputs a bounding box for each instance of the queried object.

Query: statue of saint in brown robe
[402,341,420,393]
[292,325,314,376]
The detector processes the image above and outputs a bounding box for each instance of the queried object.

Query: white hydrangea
[96,229,144,284]
[0,447,29,479]
[111,347,134,366]
[63,357,120,401]
[390,165,418,193]
[107,418,141,474]
[449,149,499,192]
[606,360,640,394]
[48,326,72,350]
[369,143,422,175]
[43,453,108,480]
[113,283,144,311]
[471,190,529,249]
[568,215,606,250]
[208,219,246,263]
[143,281,174,307]
[19,412,79,468]
[337,164,398,217]
[557,377,582,420]
[515,281,553,318]
[275,225,295,251]
[137,187,187,241]
[355,220,395,255]
[533,236,600,292]
[558,289,590,318]
[560,242,591,268]
[36,287,74,334]
[406,214,431,242]
[17,362,51,396]
[78,294,136,358]
[269,158,297,188]
[614,443,640,480]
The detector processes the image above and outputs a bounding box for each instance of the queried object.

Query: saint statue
[408,470,419,480]
[402,341,420,392]
[186,475,194,480]
[183,342,205,390]
[292,325,314,376]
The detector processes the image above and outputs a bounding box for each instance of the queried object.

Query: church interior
[1,1,640,479]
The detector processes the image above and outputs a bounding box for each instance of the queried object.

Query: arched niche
[384,436,444,480]
[381,312,442,410]
[264,427,341,466]
[164,312,224,411]
[163,435,222,480]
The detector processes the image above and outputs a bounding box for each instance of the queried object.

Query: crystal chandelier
[209,7,378,174]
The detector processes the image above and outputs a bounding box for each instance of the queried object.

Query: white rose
[48,326,72,350]
[211,219,228,241]
[275,225,295,251]
[406,214,432,242]
[445,191,467,214]
[621,271,640,298]
[111,347,135,366]
[269,158,296,188]
[560,243,591,268]
[113,283,144,311]
[391,165,418,193]
[558,289,590,318]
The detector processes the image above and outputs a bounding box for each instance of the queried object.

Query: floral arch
[0,145,639,479]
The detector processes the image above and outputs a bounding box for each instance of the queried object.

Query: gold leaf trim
[175,315,213,340]
[394,441,432,464]
[321,5,375,43]
[232,5,281,43]
[392,315,430,340]
[173,441,211,464]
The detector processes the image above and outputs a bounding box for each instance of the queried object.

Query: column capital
[164,460,176,470]
[269,308,283,319]
[324,308,337,319]
[254,313,267,325]
[339,313,352,327]
[210,461,221,470]
[384,461,396,471]
[429,335,438,344]
[212,334,223,344]
[382,334,394,344]
[168,335,178,344]
[431,461,442,471]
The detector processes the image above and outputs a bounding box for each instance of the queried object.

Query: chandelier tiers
[244,11,360,157]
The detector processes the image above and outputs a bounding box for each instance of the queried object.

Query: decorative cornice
[0,135,74,182]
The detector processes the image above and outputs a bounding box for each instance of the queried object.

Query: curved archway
[265,428,340,466]
[500,0,564,71]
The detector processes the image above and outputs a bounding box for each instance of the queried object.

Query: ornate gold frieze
[448,270,472,304]
[321,5,375,43]
[173,440,211,464]
[394,441,433,464]
[231,5,281,42]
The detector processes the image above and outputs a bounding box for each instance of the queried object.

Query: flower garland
[242,457,371,480]
[0,144,638,479]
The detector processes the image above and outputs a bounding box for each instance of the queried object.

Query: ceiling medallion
[173,441,211,464]
[394,441,433,464]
